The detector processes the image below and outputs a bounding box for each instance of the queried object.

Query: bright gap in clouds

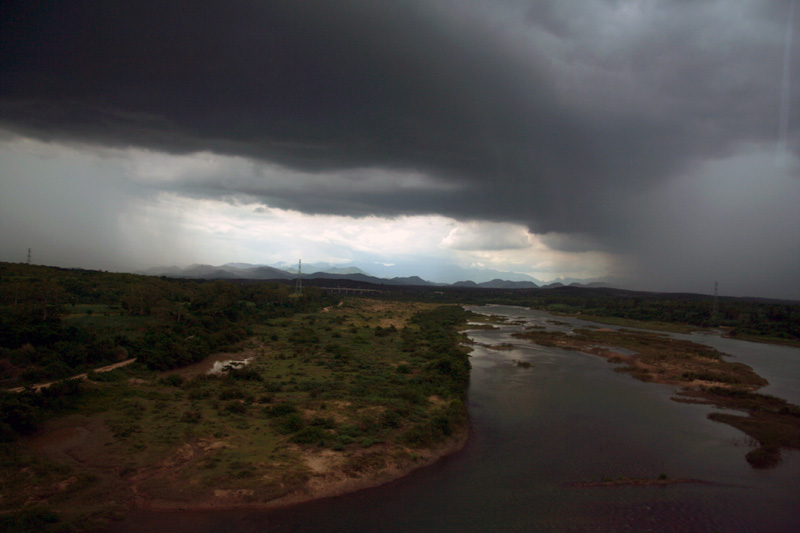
[0,136,618,282]
[120,193,618,282]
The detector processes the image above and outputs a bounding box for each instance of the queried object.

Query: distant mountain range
[139,262,614,289]
[140,263,293,280]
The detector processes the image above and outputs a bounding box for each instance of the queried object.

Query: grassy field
[0,299,472,531]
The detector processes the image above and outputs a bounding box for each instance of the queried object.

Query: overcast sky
[1,0,798,299]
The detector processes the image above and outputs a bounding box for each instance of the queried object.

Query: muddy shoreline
[130,426,469,513]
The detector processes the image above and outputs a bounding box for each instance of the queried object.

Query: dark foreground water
[112,306,800,532]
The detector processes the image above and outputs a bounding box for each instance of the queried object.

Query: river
[112,305,800,531]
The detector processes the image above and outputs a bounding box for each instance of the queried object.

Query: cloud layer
[1,1,799,297]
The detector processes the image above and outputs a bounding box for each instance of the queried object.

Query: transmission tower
[27,248,31,265]
[295,259,302,295]
[712,281,719,318]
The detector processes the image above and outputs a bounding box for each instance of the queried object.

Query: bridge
[320,287,384,295]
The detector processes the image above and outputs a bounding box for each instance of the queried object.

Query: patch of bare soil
[29,416,117,469]
[21,415,135,520]
[135,428,468,511]
[29,409,468,515]
[163,342,267,378]
[348,299,435,329]
[322,301,345,312]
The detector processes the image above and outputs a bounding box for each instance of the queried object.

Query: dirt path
[321,301,344,312]
[7,358,137,393]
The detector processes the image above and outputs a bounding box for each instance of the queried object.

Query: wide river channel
[114,305,800,532]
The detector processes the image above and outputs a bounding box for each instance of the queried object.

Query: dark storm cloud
[1,0,797,241]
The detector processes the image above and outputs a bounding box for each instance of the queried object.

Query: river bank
[2,301,473,531]
[511,321,800,468]
[112,305,800,532]
[131,426,468,513]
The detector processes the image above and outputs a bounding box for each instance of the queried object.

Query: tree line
[0,263,335,383]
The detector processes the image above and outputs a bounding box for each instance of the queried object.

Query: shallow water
[678,332,800,405]
[113,305,800,532]
[521,307,800,405]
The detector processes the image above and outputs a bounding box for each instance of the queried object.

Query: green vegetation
[392,285,800,345]
[0,263,471,530]
[568,315,700,334]
[0,378,85,442]
[539,296,800,344]
[0,262,333,385]
[3,262,798,528]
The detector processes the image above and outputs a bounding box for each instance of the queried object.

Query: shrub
[310,415,336,429]
[219,387,244,400]
[267,403,298,418]
[188,388,211,400]
[380,409,402,429]
[224,401,247,414]
[0,508,60,531]
[228,367,262,381]
[291,426,327,445]
[264,382,284,393]
[181,410,202,423]
[277,413,305,434]
[161,374,184,387]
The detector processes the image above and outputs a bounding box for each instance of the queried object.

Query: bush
[374,326,391,337]
[181,410,202,423]
[161,374,184,387]
[0,421,19,442]
[228,367,262,381]
[291,426,327,445]
[267,403,298,418]
[224,401,247,414]
[264,382,284,393]
[277,413,305,434]
[380,409,402,429]
[0,508,60,531]
[310,415,336,429]
[400,422,438,447]
[188,388,211,400]
[219,387,244,400]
